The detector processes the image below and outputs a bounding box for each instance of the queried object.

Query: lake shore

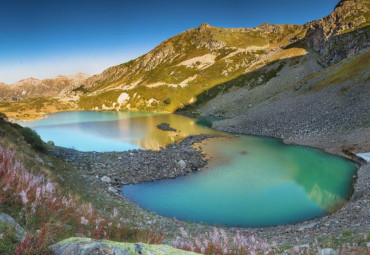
[50,121,369,247]
[52,134,212,189]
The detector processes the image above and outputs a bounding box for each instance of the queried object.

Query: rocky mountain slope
[0,73,90,100]
[0,0,369,122]
[78,23,305,112]
[304,0,369,66]
[72,0,369,114]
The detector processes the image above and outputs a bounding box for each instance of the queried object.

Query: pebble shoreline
[52,129,369,247]
[53,134,212,193]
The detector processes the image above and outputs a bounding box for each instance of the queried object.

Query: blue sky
[0,0,339,84]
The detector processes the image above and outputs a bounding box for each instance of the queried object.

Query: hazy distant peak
[56,73,91,80]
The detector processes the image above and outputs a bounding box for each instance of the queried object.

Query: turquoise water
[20,111,221,151]
[22,111,358,227]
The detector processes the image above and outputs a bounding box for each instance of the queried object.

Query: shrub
[72,85,89,94]
[19,128,47,152]
[164,98,172,105]
[0,145,163,254]
[0,112,7,122]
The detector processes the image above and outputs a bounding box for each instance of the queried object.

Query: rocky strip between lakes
[52,134,213,194]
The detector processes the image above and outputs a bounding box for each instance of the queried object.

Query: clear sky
[0,0,339,84]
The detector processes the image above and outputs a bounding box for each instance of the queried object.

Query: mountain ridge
[0,73,90,100]
[0,0,368,121]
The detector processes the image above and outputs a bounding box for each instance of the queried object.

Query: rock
[47,141,55,146]
[318,248,337,255]
[283,244,309,255]
[156,123,177,132]
[177,159,186,169]
[0,213,27,242]
[356,152,370,163]
[36,157,44,165]
[108,186,118,194]
[49,237,198,255]
[101,176,111,183]
[298,221,317,231]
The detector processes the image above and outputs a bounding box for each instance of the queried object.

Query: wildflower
[20,190,28,205]
[111,208,119,218]
[180,227,188,238]
[95,217,104,227]
[35,187,41,200]
[80,216,89,225]
[45,182,55,194]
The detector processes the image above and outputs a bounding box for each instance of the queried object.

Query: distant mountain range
[0,73,90,99]
[0,0,369,122]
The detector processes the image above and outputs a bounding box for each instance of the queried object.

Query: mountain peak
[198,23,211,31]
[334,0,365,9]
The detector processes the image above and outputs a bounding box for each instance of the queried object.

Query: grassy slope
[0,97,74,120]
[77,24,305,112]
[0,117,163,254]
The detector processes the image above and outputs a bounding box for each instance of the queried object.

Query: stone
[356,152,370,163]
[156,123,177,132]
[49,237,198,255]
[283,244,309,255]
[108,186,118,194]
[177,159,186,169]
[36,157,44,165]
[298,221,317,231]
[101,176,111,183]
[47,141,55,146]
[0,213,27,242]
[318,248,337,255]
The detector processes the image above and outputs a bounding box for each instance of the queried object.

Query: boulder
[156,123,177,132]
[47,141,55,146]
[318,248,337,255]
[49,237,198,255]
[101,176,111,183]
[36,157,44,165]
[0,213,27,242]
[177,159,186,169]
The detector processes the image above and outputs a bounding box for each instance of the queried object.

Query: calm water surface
[21,111,358,227]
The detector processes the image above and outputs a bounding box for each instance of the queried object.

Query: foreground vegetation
[0,146,162,254]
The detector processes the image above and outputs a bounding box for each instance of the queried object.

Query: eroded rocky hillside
[0,0,369,121]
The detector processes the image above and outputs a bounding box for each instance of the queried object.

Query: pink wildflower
[20,190,28,204]
[80,216,89,225]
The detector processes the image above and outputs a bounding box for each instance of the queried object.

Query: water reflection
[122,135,356,226]
[21,111,223,151]
[22,111,357,226]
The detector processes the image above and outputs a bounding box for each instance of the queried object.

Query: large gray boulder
[0,213,27,242]
[50,237,198,255]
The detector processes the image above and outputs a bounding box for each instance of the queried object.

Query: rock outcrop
[49,237,198,255]
[305,0,369,66]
